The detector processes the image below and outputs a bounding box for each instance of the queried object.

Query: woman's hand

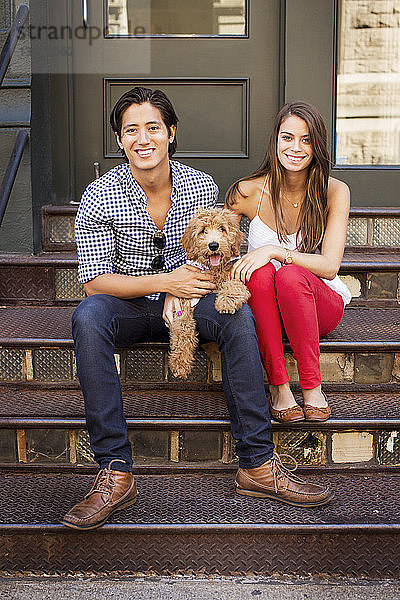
[230,245,283,282]
[162,293,183,328]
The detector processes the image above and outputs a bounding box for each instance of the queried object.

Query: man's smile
[135,148,155,157]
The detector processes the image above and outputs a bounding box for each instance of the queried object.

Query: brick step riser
[1,425,399,470]
[0,266,399,305]
[0,346,398,386]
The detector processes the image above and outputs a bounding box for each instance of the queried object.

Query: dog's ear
[181,221,194,257]
[181,217,199,260]
[181,208,212,259]
[222,208,244,256]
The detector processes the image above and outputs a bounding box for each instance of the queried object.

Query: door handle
[82,0,88,29]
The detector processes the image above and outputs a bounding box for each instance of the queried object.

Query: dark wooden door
[66,0,281,201]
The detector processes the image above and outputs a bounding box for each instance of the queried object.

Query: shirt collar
[122,161,183,206]
[170,161,183,200]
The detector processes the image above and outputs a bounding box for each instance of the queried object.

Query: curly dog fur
[168,208,250,379]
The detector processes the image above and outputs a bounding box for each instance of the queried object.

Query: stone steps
[1,469,399,577]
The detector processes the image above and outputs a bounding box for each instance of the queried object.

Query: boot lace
[271,452,306,494]
[85,459,126,499]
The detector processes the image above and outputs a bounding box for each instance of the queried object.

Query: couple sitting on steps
[61,86,351,530]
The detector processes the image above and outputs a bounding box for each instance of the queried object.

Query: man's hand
[163,264,216,298]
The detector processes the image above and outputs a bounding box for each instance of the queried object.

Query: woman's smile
[277,114,313,172]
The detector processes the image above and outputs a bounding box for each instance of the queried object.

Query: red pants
[247,263,345,389]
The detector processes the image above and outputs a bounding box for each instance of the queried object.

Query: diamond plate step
[0,252,83,305]
[0,248,399,305]
[0,305,398,348]
[0,306,398,386]
[1,388,399,470]
[42,205,400,250]
[1,387,400,429]
[0,470,399,577]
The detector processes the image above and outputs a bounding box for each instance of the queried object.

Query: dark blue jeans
[72,293,274,472]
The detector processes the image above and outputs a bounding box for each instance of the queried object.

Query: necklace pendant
[293,203,298,208]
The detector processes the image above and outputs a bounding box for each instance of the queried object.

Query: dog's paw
[215,294,241,314]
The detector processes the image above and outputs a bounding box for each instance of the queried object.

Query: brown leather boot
[61,459,137,530]
[236,453,333,507]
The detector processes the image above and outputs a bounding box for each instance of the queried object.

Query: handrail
[0,4,30,226]
[0,130,29,226]
[0,4,29,87]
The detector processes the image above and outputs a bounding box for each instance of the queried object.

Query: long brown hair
[226,101,330,253]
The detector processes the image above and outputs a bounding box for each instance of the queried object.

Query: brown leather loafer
[269,401,305,423]
[236,453,333,507]
[303,404,332,422]
[303,392,332,421]
[303,391,331,422]
[61,459,137,530]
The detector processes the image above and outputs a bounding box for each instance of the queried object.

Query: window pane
[336,0,400,165]
[106,0,247,37]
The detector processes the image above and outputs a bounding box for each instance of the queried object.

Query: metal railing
[0,4,30,226]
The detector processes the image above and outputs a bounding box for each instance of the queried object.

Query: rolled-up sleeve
[75,186,116,284]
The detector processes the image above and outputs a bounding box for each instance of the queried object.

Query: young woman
[226,101,351,423]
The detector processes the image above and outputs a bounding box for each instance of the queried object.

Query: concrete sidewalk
[2,577,400,600]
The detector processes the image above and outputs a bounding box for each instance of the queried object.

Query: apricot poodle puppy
[169,208,250,379]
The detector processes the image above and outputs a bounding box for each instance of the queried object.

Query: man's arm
[77,174,218,300]
[84,265,215,299]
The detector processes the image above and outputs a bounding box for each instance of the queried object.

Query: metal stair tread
[0,252,77,266]
[0,470,399,530]
[0,305,398,348]
[341,248,400,270]
[41,204,400,217]
[1,387,400,426]
[1,249,400,269]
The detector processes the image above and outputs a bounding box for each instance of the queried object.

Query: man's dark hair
[110,86,179,158]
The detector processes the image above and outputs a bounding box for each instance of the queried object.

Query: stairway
[0,206,399,577]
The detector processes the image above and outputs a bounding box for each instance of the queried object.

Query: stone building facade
[337,0,400,165]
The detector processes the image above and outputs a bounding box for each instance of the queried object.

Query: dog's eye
[218,226,226,233]
[199,227,207,234]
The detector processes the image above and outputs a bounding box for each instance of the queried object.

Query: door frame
[284,0,400,207]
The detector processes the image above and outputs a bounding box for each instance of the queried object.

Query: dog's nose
[208,242,219,252]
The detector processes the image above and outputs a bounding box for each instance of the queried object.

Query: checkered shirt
[75,161,219,299]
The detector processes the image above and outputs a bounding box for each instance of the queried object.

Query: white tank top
[247,176,352,306]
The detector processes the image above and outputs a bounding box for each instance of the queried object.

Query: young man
[62,87,332,530]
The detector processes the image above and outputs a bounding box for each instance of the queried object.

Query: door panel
[69,0,280,201]
[104,78,249,158]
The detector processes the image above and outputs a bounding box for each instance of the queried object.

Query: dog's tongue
[210,254,221,267]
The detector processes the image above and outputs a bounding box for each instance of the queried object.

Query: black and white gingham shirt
[75,161,218,299]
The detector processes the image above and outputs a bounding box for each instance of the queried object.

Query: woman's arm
[231,178,350,282]
[225,179,259,220]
